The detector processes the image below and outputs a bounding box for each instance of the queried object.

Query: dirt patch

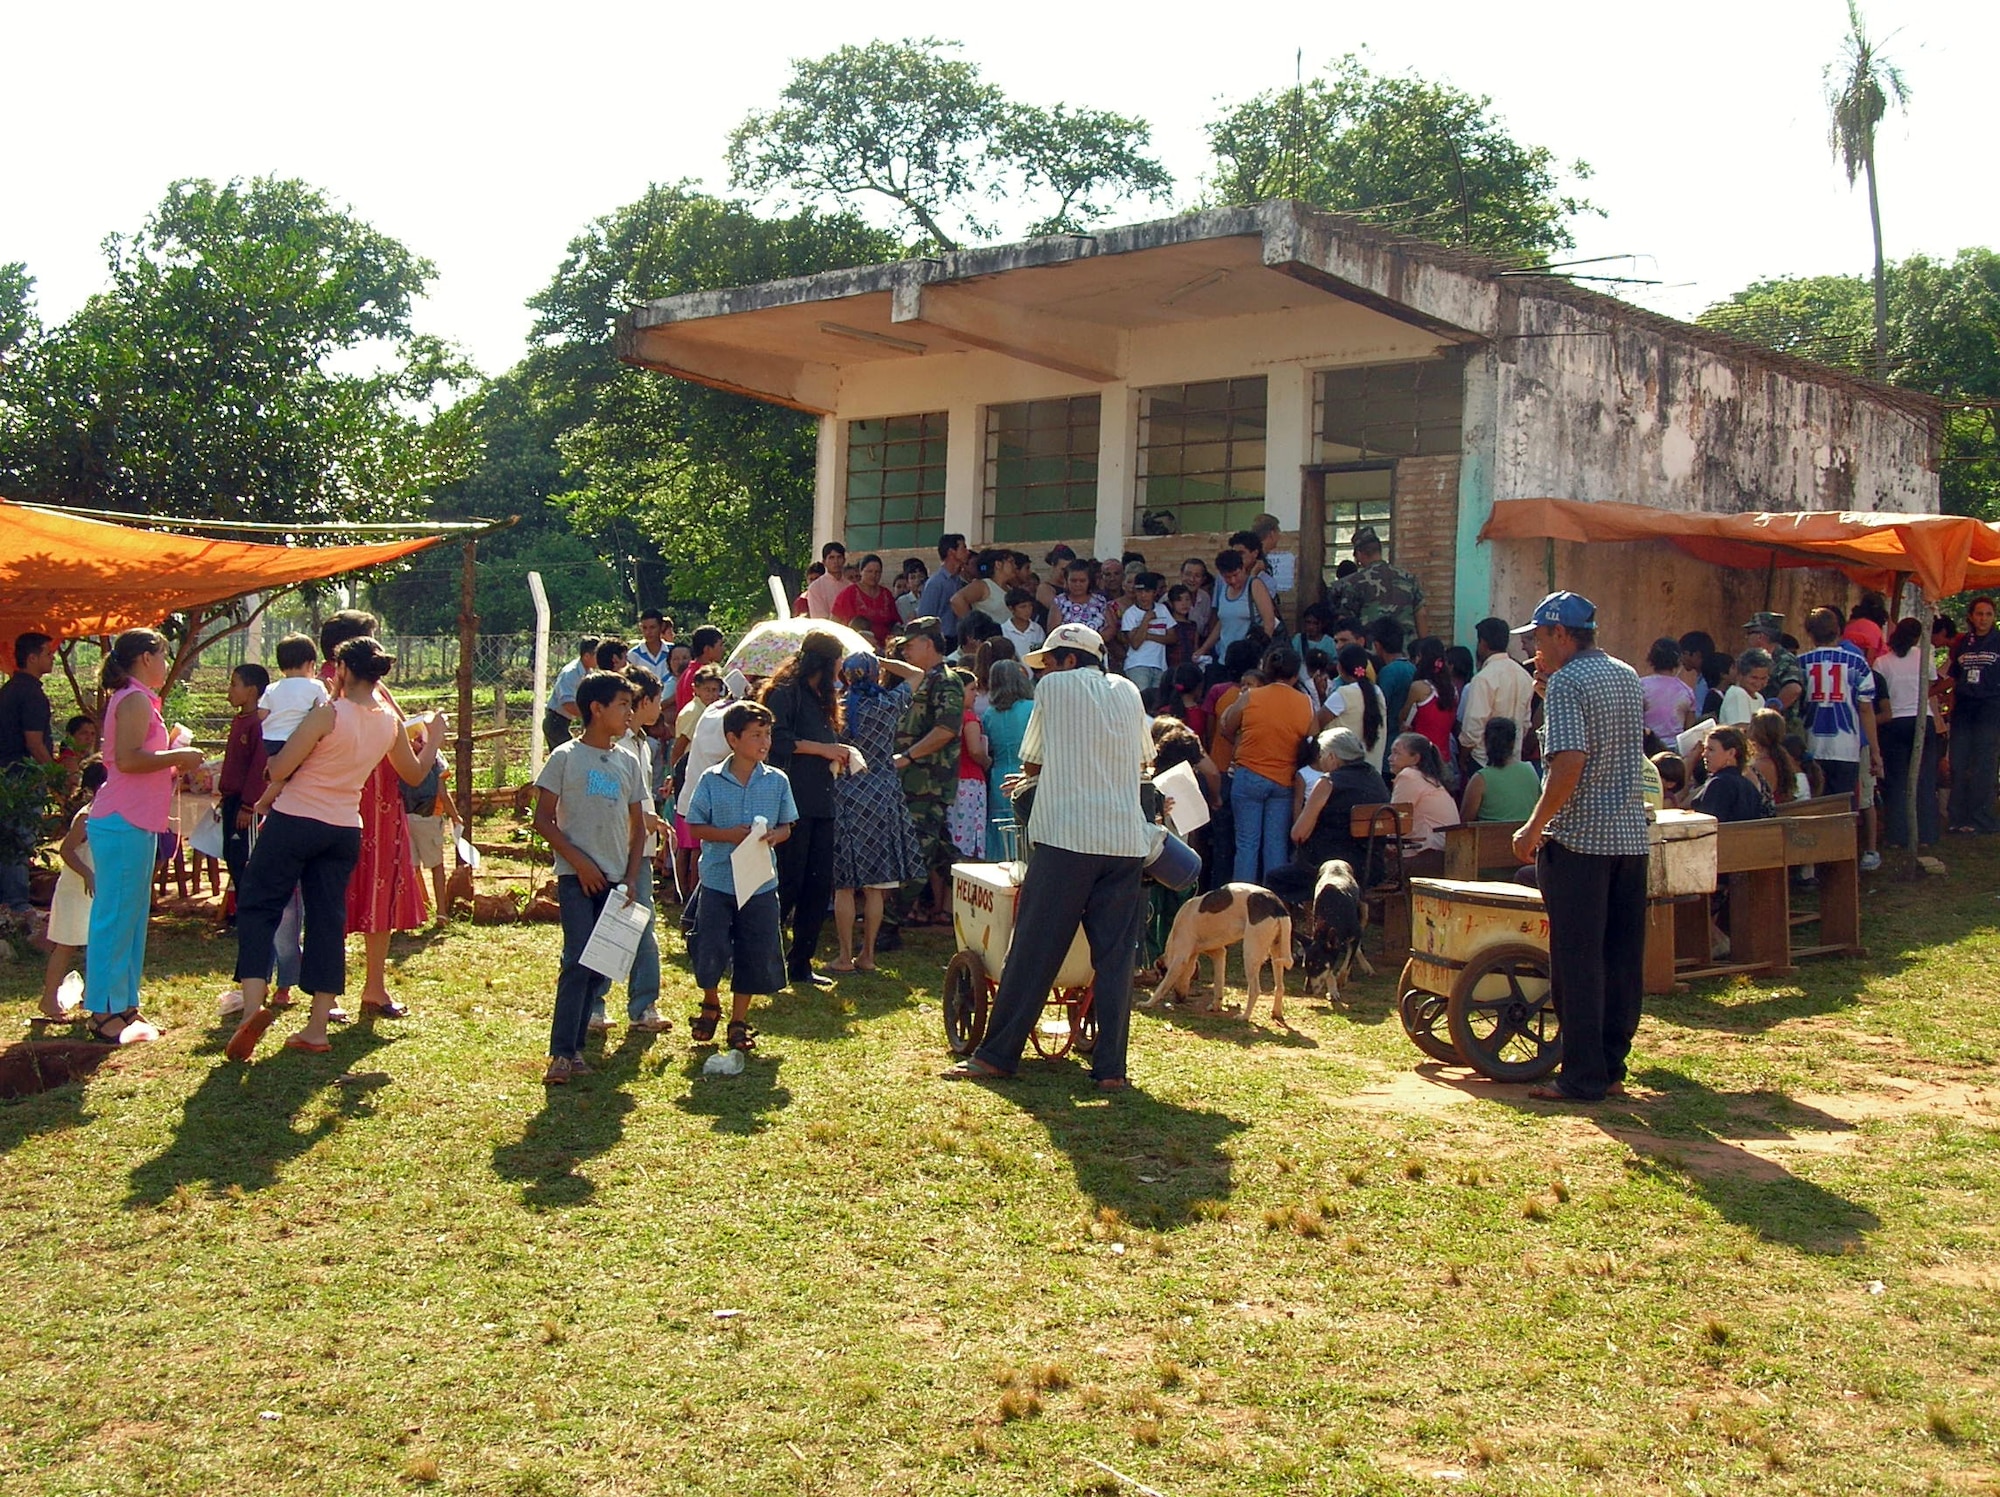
[0,1040,111,1100]
[1914,1262,2000,1291]
[895,1315,946,1340]
[1795,1076,2000,1126]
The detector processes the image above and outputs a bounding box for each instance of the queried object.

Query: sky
[8,0,1996,379]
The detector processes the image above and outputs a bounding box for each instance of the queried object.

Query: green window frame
[1135,377,1267,535]
[844,413,948,550]
[984,396,1100,544]
[1314,358,1462,463]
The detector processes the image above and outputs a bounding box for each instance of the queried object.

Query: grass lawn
[2,844,1998,1495]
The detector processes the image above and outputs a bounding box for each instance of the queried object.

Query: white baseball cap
[1025,622,1104,668]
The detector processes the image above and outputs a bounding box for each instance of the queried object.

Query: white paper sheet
[1152,761,1209,837]
[579,891,651,981]
[1676,718,1716,758]
[1266,551,1297,594]
[455,834,481,870]
[730,816,776,902]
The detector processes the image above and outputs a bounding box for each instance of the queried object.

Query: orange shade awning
[0,499,452,646]
[1479,499,2000,601]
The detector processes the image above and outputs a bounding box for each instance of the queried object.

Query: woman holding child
[83,630,207,1044]
[225,637,445,1059]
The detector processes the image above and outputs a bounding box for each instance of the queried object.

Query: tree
[727,38,1171,251]
[1826,2,1910,380]
[522,186,904,615]
[0,177,475,529]
[1699,250,2000,519]
[1206,56,1597,260]
[0,262,33,362]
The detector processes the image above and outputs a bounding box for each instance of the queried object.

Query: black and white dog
[1299,859,1372,999]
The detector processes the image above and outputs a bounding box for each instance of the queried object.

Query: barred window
[1135,377,1266,535]
[844,413,947,550]
[985,397,1100,544]
[1315,359,1462,463]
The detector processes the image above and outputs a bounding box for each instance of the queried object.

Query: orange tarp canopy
[1479,498,2000,600]
[0,499,450,644]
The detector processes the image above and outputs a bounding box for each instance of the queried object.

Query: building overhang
[615,201,1498,414]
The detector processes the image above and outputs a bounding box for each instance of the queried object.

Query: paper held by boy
[1152,761,1208,838]
[580,890,650,981]
[730,816,775,904]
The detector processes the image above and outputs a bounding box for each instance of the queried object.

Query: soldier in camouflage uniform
[886,617,965,929]
[1743,612,1805,721]
[1326,526,1422,638]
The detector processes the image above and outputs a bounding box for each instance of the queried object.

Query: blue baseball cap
[1511,591,1597,635]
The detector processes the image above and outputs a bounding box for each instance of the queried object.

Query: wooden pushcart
[941,858,1097,1061]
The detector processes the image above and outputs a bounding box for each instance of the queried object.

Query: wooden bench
[1777,792,1854,819]
[1642,812,1862,992]
[1442,820,1525,881]
[1351,802,1414,962]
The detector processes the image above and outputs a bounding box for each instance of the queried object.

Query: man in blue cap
[1508,592,1650,1103]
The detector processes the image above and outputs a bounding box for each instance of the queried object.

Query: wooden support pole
[457,540,478,819]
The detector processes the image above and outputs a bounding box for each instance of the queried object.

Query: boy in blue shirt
[533,670,646,1084]
[686,701,796,1052]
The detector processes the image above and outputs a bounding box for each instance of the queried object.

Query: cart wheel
[942,949,990,1056]
[1396,960,1461,1064]
[1071,986,1098,1057]
[1446,942,1560,1083]
[1030,986,1087,1060]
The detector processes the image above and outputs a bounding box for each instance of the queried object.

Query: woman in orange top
[1221,646,1316,884]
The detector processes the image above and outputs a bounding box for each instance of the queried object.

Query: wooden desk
[1442,821,1526,881]
[1643,813,1861,992]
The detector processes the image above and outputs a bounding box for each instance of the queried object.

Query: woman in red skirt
[320,611,428,1015]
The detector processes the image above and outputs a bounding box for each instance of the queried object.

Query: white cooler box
[950,861,1094,991]
[1648,809,1718,898]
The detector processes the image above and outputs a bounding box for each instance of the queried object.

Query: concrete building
[617,200,1939,653]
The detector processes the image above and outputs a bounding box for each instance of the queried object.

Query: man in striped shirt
[944,623,1153,1091]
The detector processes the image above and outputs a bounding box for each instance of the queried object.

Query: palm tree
[1825,1,1910,381]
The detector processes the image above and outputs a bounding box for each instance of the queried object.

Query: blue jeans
[1231,767,1293,887]
[553,876,615,1058]
[83,813,158,1015]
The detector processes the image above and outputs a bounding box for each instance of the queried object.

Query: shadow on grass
[975,1064,1245,1230]
[126,1025,394,1206]
[1487,1067,1880,1255]
[672,1052,792,1135]
[1138,1002,1322,1050]
[490,1029,656,1208]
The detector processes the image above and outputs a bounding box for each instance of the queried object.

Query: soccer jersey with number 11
[1797,643,1875,765]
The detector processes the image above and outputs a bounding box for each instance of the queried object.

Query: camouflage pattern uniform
[1329,559,1423,637]
[897,663,967,904]
[1744,613,1806,726]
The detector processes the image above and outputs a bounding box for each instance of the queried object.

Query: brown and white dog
[1149,884,1293,1023]
[1299,859,1373,1000]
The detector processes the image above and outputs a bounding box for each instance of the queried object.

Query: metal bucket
[1144,829,1202,890]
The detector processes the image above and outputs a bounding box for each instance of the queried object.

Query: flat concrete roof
[616,199,1939,426]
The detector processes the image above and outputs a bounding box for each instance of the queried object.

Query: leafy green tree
[727,38,1170,250]
[0,177,474,528]
[0,262,33,362]
[1699,250,2000,518]
[1206,55,1596,260]
[524,185,903,614]
[1826,1,1909,379]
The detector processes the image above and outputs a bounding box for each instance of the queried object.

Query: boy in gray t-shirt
[533,671,645,1083]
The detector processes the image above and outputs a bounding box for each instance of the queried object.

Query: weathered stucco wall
[1487,536,1859,669]
[1492,292,1936,515]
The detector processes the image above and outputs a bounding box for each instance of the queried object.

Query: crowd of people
[4,516,1996,1099]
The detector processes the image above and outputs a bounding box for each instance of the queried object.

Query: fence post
[456,542,477,824]
[529,572,551,774]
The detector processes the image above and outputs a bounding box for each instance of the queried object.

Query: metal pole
[457,541,478,818]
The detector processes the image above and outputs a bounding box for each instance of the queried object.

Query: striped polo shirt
[1021,667,1154,858]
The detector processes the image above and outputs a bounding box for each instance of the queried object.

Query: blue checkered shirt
[1542,649,1650,857]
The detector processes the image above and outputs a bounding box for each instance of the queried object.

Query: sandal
[689,1003,722,1045]
[283,1034,332,1055]
[940,1057,1010,1082]
[726,1020,757,1053]
[91,1010,161,1047]
[361,998,409,1020]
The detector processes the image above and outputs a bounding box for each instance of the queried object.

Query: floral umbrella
[725,619,876,680]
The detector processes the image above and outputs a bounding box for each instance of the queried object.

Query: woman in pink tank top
[83,630,208,1043]
[225,637,445,1059]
